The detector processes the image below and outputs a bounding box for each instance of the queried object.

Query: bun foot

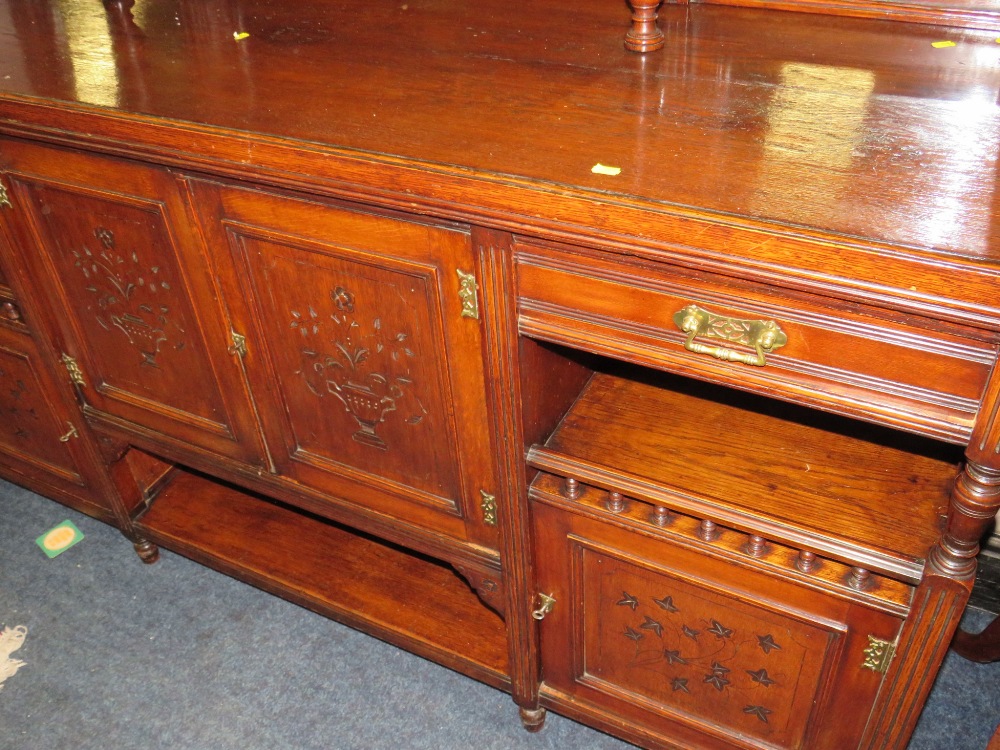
[133,538,160,564]
[519,706,547,733]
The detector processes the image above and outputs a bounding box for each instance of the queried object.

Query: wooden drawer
[515,241,996,443]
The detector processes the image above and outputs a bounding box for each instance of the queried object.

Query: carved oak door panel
[190,182,497,548]
[531,500,903,750]
[0,140,264,464]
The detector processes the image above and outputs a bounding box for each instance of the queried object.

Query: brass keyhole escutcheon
[532,592,556,620]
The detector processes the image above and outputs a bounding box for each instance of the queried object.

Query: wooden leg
[519,706,547,733]
[625,0,665,53]
[133,538,160,564]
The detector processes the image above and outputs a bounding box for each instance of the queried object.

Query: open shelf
[134,469,510,690]
[527,370,961,583]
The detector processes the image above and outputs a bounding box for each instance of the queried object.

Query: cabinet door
[190,182,497,547]
[0,140,264,465]
[0,320,109,515]
[531,499,902,750]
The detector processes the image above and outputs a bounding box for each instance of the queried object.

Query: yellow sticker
[995,37,1000,43]
[591,163,622,176]
[233,31,250,40]
[931,40,956,48]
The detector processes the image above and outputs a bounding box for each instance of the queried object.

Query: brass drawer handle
[673,304,787,367]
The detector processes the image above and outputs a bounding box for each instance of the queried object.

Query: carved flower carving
[94,227,115,249]
[332,286,354,313]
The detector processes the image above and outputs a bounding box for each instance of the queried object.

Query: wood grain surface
[0,0,997,261]
[537,371,959,570]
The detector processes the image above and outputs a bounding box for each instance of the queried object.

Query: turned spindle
[606,490,626,513]
[651,506,671,527]
[746,534,767,558]
[848,567,872,590]
[2,302,21,321]
[698,519,718,542]
[564,477,581,500]
[796,550,817,573]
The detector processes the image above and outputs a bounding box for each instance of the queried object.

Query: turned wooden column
[862,362,1000,749]
[930,460,1000,578]
[932,356,1000,581]
[625,0,665,53]
[476,230,546,728]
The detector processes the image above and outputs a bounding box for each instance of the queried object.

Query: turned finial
[625,0,665,53]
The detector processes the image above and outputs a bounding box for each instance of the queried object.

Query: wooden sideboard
[1,0,998,747]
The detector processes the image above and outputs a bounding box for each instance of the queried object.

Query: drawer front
[515,241,995,443]
[531,493,903,750]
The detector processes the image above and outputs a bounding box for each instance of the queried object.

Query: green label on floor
[36,520,84,558]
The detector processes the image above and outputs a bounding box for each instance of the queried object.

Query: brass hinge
[480,490,497,526]
[60,353,86,387]
[862,636,896,674]
[456,269,480,320]
[228,330,248,358]
[0,182,11,209]
[58,422,79,443]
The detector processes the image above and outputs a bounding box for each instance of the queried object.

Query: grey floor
[1,477,998,750]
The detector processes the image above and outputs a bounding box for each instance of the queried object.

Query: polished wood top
[0,0,998,273]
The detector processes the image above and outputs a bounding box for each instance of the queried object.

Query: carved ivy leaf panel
[577,546,834,748]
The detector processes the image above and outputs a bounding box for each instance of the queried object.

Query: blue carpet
[0,477,997,749]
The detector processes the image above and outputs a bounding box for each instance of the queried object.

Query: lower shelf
[134,469,510,690]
